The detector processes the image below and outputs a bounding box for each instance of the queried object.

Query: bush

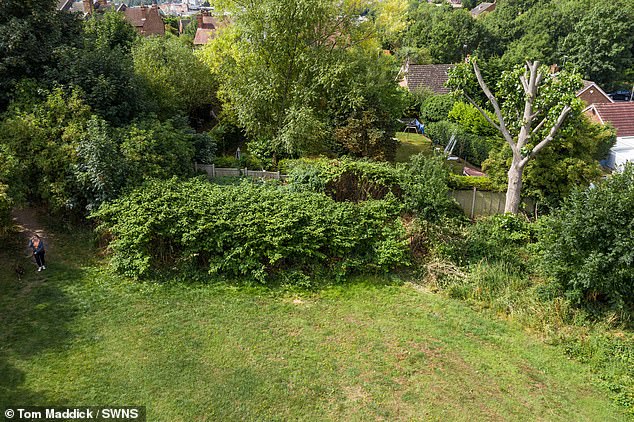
[397,154,463,221]
[449,174,501,191]
[333,109,399,161]
[286,157,402,202]
[538,165,634,313]
[419,94,455,123]
[92,178,409,282]
[463,214,534,269]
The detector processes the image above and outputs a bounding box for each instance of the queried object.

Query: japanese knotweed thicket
[92,178,409,283]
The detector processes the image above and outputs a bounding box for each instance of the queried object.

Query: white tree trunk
[505,162,524,214]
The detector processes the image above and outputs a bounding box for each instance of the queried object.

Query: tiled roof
[404,64,455,94]
[124,7,146,28]
[471,2,495,16]
[591,103,634,137]
[193,28,213,45]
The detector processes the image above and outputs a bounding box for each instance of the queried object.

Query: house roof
[401,64,455,94]
[585,102,634,137]
[123,5,165,35]
[577,80,613,103]
[194,28,214,45]
[471,2,495,16]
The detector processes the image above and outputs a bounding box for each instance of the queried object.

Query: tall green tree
[50,11,144,125]
[203,0,404,160]
[132,35,217,120]
[559,1,634,88]
[401,3,488,64]
[0,0,81,110]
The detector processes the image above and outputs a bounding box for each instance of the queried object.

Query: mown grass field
[0,220,629,421]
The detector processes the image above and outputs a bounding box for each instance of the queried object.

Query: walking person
[28,234,46,271]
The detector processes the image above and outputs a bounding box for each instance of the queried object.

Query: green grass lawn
[0,225,629,421]
[394,132,434,162]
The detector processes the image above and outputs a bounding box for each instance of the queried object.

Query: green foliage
[447,101,498,137]
[120,118,195,181]
[333,110,400,161]
[419,94,455,123]
[398,154,463,221]
[73,117,128,212]
[401,3,489,64]
[0,88,91,213]
[462,213,534,268]
[286,157,403,202]
[286,155,462,222]
[49,11,144,126]
[203,0,404,159]
[560,0,634,88]
[0,144,21,232]
[449,174,500,191]
[132,35,217,119]
[92,178,409,282]
[538,165,634,313]
[0,0,81,110]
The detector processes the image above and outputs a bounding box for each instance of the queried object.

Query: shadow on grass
[0,229,82,407]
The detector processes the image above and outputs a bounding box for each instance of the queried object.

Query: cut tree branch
[521,105,572,167]
[472,60,515,146]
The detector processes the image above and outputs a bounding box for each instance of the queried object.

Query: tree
[538,164,634,312]
[0,0,81,110]
[559,1,634,89]
[132,35,217,120]
[449,59,581,213]
[50,11,144,125]
[401,3,489,64]
[203,0,404,160]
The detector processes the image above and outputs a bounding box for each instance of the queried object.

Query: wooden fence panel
[451,189,535,218]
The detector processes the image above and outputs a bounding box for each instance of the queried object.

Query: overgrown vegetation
[92,178,409,283]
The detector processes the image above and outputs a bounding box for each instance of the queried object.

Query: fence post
[194,162,198,172]
[276,170,280,180]
[471,186,477,220]
[244,167,248,177]
[211,163,215,178]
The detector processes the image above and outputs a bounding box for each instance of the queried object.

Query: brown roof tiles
[586,103,634,137]
[401,64,455,94]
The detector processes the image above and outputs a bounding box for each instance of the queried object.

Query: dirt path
[10,207,54,265]
[11,207,48,242]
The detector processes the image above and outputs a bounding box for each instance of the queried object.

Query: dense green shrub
[397,154,463,221]
[286,157,402,202]
[462,214,534,269]
[333,109,400,161]
[538,165,634,312]
[286,156,462,221]
[419,94,455,123]
[92,178,409,282]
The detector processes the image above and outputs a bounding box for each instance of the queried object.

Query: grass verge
[0,223,629,421]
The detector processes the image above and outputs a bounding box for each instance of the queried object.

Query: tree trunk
[505,162,524,214]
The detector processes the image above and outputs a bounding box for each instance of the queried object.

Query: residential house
[399,63,455,95]
[121,3,165,36]
[58,0,113,16]
[471,2,496,18]
[193,12,229,46]
[576,80,613,106]
[584,102,634,169]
